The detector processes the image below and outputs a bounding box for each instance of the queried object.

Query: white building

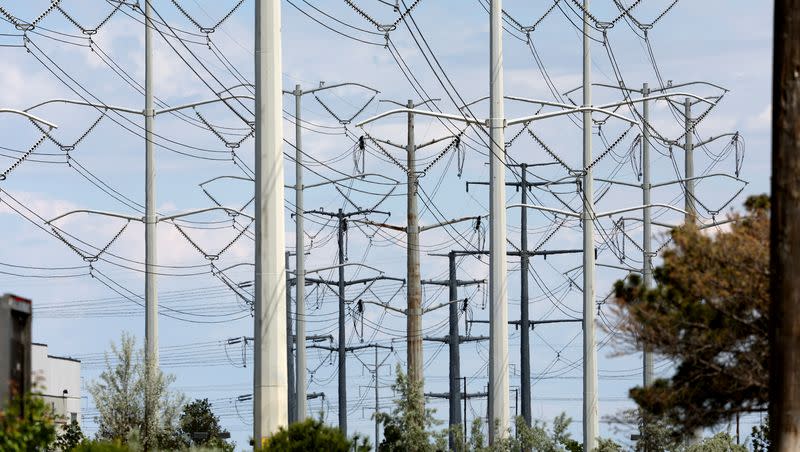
[31,343,81,427]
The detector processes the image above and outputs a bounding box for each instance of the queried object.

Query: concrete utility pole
[304,208,402,435]
[581,1,599,450]
[254,0,287,443]
[143,1,157,445]
[284,82,379,421]
[770,1,800,449]
[422,252,486,449]
[641,84,654,387]
[489,0,510,440]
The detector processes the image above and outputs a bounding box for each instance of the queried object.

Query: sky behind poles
[0,1,772,449]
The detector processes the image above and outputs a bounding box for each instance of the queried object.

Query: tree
[0,389,57,451]
[87,332,185,449]
[55,419,86,450]
[467,414,588,452]
[178,398,234,451]
[376,364,446,451]
[261,416,370,452]
[608,196,769,434]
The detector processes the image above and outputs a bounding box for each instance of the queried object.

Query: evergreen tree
[609,196,769,434]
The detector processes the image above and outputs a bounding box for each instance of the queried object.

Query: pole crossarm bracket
[46,209,142,224]
[157,206,254,222]
[0,108,58,129]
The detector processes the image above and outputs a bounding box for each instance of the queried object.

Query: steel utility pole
[284,82,379,420]
[254,0,287,442]
[425,389,488,448]
[286,251,296,423]
[304,208,402,435]
[770,1,800,449]
[581,1,599,450]
[466,163,575,427]
[489,0,510,440]
[422,251,486,449]
[307,339,395,437]
[641,84,654,387]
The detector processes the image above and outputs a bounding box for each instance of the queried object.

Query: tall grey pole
[143,1,157,446]
[684,98,695,224]
[374,345,380,449]
[448,252,462,449]
[519,165,532,427]
[406,100,423,389]
[294,84,308,421]
[337,209,348,435]
[254,0,288,442]
[286,252,295,423]
[489,0,510,441]
[641,83,654,387]
[582,0,599,450]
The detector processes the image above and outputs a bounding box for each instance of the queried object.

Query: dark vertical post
[771,1,800,449]
[448,251,462,449]
[286,251,295,423]
[463,376,468,448]
[338,209,347,434]
[519,164,532,427]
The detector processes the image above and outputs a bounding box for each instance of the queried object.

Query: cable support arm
[345,343,392,352]
[0,108,58,129]
[283,82,381,96]
[379,98,440,108]
[650,173,747,189]
[422,298,470,314]
[350,218,405,232]
[295,263,385,276]
[421,279,484,287]
[690,132,740,148]
[158,206,254,222]
[303,173,400,190]
[154,95,255,115]
[356,108,482,127]
[419,215,482,232]
[24,99,140,116]
[46,209,142,224]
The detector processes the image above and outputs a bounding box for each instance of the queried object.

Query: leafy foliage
[609,196,769,434]
[261,416,370,452]
[178,398,234,451]
[87,332,185,449]
[750,417,769,452]
[467,414,588,452]
[0,389,57,451]
[376,364,446,451]
[55,419,86,450]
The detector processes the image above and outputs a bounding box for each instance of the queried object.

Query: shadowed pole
[770,0,800,450]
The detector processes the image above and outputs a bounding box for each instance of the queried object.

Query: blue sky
[0,1,772,450]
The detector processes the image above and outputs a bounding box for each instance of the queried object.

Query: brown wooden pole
[771,0,800,449]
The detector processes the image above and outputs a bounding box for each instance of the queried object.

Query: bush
[261,417,370,452]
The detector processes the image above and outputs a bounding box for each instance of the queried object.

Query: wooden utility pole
[770,0,800,450]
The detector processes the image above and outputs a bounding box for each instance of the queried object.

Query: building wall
[31,343,81,427]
